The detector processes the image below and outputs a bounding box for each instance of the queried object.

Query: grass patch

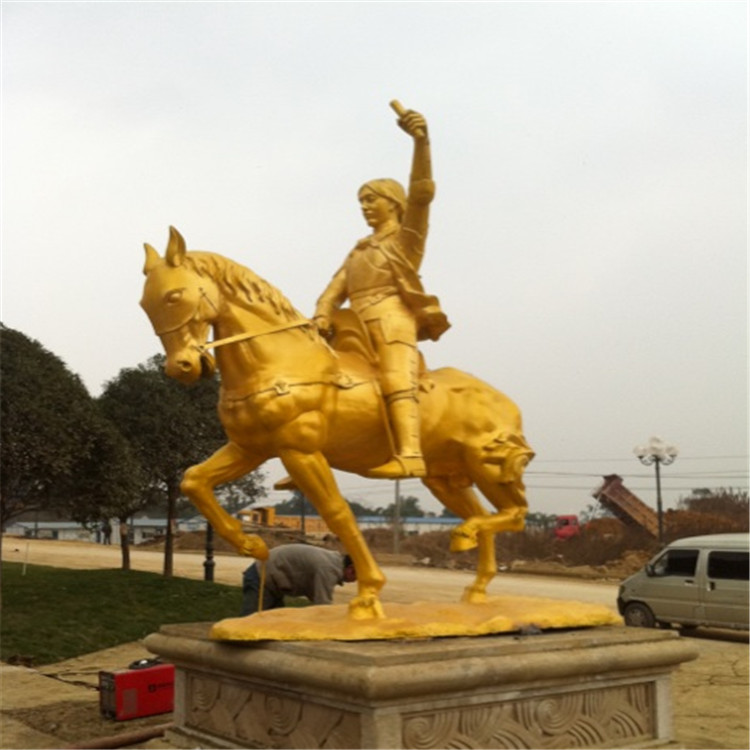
[1,562,242,666]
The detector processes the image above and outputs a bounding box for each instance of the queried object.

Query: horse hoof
[461,586,487,604]
[348,596,385,620]
[505,515,526,533]
[450,527,478,552]
[240,533,269,560]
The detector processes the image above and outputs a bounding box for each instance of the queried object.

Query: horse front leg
[279,447,386,620]
[180,442,269,560]
[422,477,495,603]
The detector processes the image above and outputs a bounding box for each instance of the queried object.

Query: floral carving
[185,674,359,748]
[402,684,654,749]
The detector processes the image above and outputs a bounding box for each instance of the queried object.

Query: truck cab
[554,515,581,540]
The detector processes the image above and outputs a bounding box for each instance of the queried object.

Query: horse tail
[480,432,535,484]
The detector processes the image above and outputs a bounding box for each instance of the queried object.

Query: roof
[668,533,749,550]
[7,521,85,531]
[357,516,461,525]
[9,518,168,530]
[244,514,460,525]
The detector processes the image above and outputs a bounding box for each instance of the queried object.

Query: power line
[333,482,749,499]
[527,488,750,493]
[270,456,749,505]
[526,470,748,479]
[329,473,748,492]
[531,455,748,463]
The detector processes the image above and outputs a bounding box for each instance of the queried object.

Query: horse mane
[186,251,302,323]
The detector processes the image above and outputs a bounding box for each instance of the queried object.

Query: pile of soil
[139,527,312,554]
[664,509,744,538]
[509,550,653,581]
[136,508,746,584]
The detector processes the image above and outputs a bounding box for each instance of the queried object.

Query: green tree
[383,495,424,519]
[99,355,266,576]
[275,492,318,517]
[0,325,101,529]
[0,325,146,589]
[61,415,146,570]
[579,502,615,524]
[274,495,371,520]
[676,488,749,530]
[215,473,267,517]
[525,512,558,531]
[347,500,372,517]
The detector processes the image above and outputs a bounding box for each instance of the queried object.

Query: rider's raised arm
[393,106,434,270]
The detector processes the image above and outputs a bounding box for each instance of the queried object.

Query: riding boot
[273,476,298,491]
[367,395,426,478]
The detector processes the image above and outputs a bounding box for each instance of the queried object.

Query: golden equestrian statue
[140,102,534,621]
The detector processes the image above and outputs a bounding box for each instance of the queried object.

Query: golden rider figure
[314,103,450,479]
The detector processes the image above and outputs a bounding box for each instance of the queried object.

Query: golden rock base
[210,595,622,642]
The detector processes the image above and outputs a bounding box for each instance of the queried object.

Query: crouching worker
[241,544,357,615]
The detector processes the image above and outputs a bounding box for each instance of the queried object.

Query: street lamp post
[634,436,678,545]
[203,522,215,582]
[393,479,401,555]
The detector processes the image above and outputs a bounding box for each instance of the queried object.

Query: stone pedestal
[145,623,697,749]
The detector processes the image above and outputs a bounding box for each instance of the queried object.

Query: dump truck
[554,515,582,540]
[592,474,659,538]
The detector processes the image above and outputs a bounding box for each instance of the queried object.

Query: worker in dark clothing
[241,544,357,615]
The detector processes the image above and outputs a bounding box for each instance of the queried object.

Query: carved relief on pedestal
[401,683,654,749]
[185,673,361,748]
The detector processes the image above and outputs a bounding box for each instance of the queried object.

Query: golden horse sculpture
[141,226,534,620]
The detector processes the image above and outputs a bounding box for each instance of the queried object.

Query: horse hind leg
[449,450,530,554]
[421,477,497,604]
[450,478,529,554]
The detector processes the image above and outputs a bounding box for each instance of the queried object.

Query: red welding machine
[99,658,174,720]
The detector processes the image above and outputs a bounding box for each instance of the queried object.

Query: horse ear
[166,226,186,267]
[143,243,160,275]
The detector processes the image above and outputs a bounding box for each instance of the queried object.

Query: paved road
[2,537,619,608]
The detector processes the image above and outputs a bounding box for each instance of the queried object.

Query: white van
[617,533,749,630]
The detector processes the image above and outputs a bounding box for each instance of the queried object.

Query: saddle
[272,309,427,492]
[327,308,427,378]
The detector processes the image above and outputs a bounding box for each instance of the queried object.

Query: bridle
[151,287,219,336]
[198,318,314,354]
[153,286,313,354]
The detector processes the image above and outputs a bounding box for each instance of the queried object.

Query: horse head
[140,226,219,384]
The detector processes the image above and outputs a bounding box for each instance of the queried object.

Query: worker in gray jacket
[241,544,357,615]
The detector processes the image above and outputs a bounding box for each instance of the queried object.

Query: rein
[198,319,313,353]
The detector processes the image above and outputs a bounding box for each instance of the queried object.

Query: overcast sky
[2,1,747,520]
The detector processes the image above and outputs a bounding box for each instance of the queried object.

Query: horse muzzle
[165,349,216,383]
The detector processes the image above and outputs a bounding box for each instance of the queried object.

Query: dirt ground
[2,538,748,749]
[2,644,174,749]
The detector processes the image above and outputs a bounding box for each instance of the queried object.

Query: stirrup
[365,455,426,479]
[274,475,298,491]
